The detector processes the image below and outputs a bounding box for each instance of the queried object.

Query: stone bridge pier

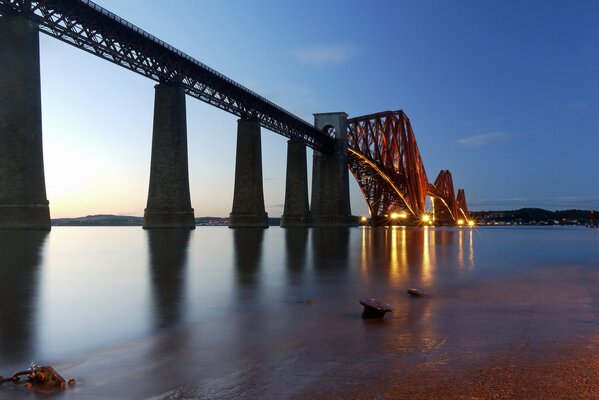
[0,15,50,230]
[143,82,196,229]
[310,112,355,226]
[280,139,311,227]
[229,118,269,228]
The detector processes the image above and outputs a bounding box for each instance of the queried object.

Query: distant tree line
[471,208,595,225]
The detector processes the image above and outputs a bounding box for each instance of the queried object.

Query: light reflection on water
[0,226,598,398]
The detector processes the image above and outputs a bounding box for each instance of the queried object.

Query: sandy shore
[286,337,599,400]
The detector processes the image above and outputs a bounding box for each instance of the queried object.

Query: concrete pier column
[310,112,356,226]
[143,82,195,229]
[229,118,268,228]
[0,16,50,230]
[280,140,311,227]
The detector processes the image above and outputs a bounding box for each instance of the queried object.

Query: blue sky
[37,0,599,217]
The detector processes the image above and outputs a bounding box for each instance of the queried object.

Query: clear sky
[37,0,599,218]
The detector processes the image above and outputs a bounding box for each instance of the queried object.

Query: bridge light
[422,214,431,223]
[361,216,368,223]
[467,220,475,227]
[399,212,408,219]
[457,219,465,225]
[390,212,399,219]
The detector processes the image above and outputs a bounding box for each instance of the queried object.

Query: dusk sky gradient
[37,0,599,218]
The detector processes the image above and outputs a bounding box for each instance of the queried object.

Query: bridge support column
[311,112,356,226]
[0,16,50,230]
[229,118,268,228]
[281,140,311,227]
[143,83,195,229]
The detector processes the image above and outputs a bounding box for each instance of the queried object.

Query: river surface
[0,226,598,399]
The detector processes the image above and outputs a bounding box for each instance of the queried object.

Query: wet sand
[288,338,599,400]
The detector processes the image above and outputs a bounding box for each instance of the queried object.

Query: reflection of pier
[147,230,191,329]
[284,228,309,286]
[0,231,47,364]
[233,229,265,289]
[311,228,350,276]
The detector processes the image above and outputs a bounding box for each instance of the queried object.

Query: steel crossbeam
[347,110,469,224]
[429,170,458,224]
[347,110,430,218]
[0,0,334,153]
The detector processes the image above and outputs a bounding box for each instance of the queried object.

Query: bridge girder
[347,110,429,219]
[0,0,334,153]
[347,111,470,226]
[428,170,458,224]
[456,188,470,221]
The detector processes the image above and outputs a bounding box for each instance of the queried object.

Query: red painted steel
[347,111,429,218]
[456,188,470,220]
[347,110,470,225]
[429,170,458,224]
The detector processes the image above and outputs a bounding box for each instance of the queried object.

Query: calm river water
[0,226,598,399]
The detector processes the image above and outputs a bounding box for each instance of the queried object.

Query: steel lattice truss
[347,110,430,218]
[456,189,470,220]
[429,170,458,224]
[347,110,470,224]
[0,0,334,153]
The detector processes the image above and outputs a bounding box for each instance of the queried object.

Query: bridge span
[348,111,470,226]
[0,0,469,230]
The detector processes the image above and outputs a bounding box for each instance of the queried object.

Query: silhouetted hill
[52,214,142,226]
[472,208,595,225]
[51,215,282,226]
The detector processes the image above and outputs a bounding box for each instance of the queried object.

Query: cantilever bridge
[0,0,470,229]
[348,111,470,225]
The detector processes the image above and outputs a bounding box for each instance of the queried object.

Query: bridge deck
[0,0,334,153]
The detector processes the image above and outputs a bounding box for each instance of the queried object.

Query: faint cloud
[463,117,505,128]
[564,101,588,110]
[292,45,355,66]
[456,131,512,147]
[257,82,320,122]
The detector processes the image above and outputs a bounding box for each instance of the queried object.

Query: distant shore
[51,215,281,226]
[51,208,596,227]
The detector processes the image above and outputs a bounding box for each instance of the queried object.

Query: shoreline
[286,336,599,400]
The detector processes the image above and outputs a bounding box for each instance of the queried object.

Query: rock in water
[359,298,393,318]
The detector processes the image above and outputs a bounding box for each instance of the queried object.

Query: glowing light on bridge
[467,220,476,227]
[457,219,465,225]
[347,111,471,226]
[422,214,432,224]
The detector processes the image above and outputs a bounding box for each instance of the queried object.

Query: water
[0,226,598,399]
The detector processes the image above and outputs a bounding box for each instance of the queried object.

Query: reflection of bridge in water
[0,0,469,229]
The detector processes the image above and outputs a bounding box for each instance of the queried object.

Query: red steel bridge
[0,0,470,227]
[348,111,471,226]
